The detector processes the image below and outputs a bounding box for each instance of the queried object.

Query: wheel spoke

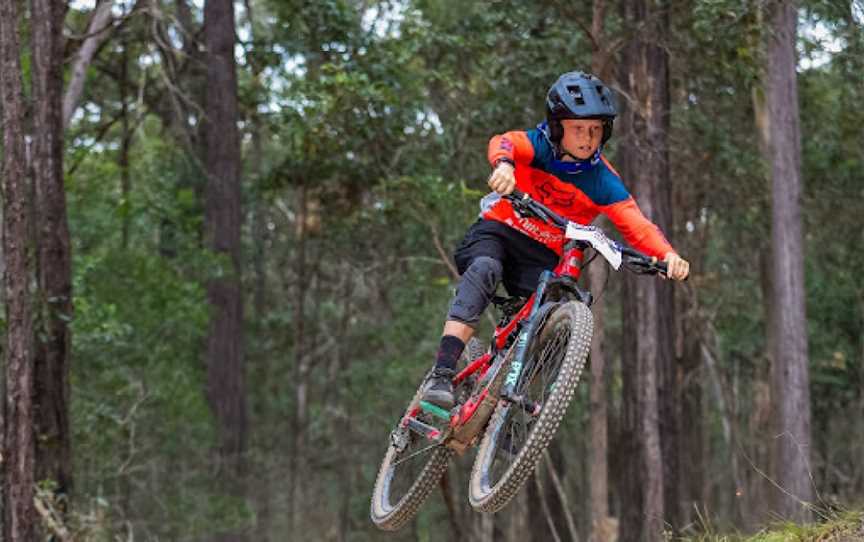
[481,317,572,489]
[469,303,592,513]
[391,442,440,468]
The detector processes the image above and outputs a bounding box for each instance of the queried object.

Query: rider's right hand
[488,162,516,195]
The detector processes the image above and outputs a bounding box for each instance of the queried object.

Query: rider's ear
[549,120,563,142]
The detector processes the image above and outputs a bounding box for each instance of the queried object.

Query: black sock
[435,335,465,371]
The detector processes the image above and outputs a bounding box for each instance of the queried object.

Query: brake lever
[505,193,545,222]
[623,255,666,276]
[513,201,541,220]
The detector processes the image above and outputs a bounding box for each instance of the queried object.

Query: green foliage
[71,247,216,537]
[49,0,864,539]
[682,510,864,541]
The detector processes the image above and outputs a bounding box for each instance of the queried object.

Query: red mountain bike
[371,190,670,530]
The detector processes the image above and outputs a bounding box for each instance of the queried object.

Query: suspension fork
[500,270,555,401]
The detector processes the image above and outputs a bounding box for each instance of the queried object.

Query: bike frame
[398,189,668,451]
[401,236,591,451]
[374,190,673,529]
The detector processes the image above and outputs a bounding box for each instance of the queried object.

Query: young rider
[421,71,690,409]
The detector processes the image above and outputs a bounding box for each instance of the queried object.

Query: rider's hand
[488,162,516,195]
[662,252,690,281]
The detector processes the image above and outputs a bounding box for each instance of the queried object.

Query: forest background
[0,0,862,541]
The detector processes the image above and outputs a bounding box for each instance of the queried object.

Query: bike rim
[376,414,443,515]
[478,320,571,492]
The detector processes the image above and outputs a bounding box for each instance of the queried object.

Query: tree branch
[63,0,116,130]
[534,473,564,542]
[543,449,580,542]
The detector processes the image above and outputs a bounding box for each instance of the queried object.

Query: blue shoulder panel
[526,126,554,169]
[590,162,630,206]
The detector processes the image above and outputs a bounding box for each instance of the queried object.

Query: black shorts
[453,219,559,297]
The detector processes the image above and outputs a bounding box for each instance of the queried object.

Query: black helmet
[546,71,617,145]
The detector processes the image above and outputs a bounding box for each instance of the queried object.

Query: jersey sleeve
[488,130,535,167]
[600,197,676,259]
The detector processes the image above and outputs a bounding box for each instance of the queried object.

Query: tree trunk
[587,5,612,540]
[248,107,272,542]
[751,84,774,527]
[588,260,611,542]
[618,0,672,539]
[31,0,74,512]
[203,0,247,537]
[655,161,680,533]
[643,4,679,529]
[679,327,704,523]
[119,24,132,249]
[1,0,37,537]
[327,263,354,542]
[764,0,813,522]
[290,184,309,534]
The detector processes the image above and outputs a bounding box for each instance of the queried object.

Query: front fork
[500,270,554,407]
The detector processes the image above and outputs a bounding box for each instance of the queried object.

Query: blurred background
[1,0,862,540]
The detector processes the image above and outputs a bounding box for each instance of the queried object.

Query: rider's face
[560,119,604,161]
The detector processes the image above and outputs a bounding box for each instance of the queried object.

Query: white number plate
[565,222,623,270]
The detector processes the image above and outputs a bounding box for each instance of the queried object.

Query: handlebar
[504,189,670,277]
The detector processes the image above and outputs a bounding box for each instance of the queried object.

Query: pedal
[419,400,451,421]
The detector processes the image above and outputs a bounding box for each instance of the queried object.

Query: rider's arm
[601,198,676,260]
[593,159,676,259]
[487,131,535,168]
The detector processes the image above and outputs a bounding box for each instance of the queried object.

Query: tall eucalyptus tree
[203,0,248,530]
[764,0,813,522]
[617,0,675,538]
[32,0,74,505]
[1,0,37,537]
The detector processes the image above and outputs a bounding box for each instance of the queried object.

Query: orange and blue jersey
[483,125,675,258]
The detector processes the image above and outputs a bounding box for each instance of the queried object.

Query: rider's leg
[442,320,474,342]
[437,255,502,368]
[422,256,503,408]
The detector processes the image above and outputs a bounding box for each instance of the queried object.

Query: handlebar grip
[622,250,668,277]
[649,258,690,281]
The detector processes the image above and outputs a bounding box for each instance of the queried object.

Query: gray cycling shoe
[420,367,456,410]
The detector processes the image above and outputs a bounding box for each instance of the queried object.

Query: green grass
[680,511,864,541]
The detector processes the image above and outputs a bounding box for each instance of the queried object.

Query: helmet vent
[566,85,585,105]
[597,85,610,105]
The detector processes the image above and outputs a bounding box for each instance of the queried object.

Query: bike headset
[541,71,618,175]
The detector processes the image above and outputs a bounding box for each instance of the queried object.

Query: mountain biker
[421,71,690,409]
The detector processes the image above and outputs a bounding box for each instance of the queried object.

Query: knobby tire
[468,301,593,513]
[370,338,484,530]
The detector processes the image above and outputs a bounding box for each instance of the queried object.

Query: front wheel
[468,301,593,513]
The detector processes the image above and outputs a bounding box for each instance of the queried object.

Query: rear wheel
[370,383,453,531]
[468,301,592,512]
[370,338,483,530]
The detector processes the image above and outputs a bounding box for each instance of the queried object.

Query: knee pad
[447,256,503,325]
